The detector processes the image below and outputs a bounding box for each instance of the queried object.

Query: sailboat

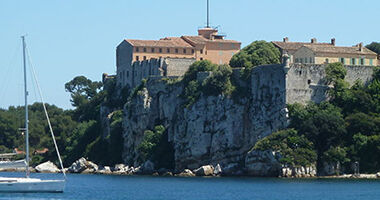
[0,36,66,193]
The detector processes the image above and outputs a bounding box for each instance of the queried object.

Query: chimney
[359,42,363,52]
[331,38,336,46]
[283,37,289,42]
[311,38,317,44]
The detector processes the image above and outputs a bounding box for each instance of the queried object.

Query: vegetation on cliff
[256,62,380,174]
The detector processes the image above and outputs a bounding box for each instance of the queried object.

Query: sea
[0,172,379,200]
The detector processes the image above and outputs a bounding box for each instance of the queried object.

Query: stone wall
[286,64,374,104]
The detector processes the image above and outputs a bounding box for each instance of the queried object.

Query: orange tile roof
[126,37,193,48]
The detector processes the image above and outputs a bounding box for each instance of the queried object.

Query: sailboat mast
[21,36,30,178]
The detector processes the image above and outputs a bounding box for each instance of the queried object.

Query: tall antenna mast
[206,0,210,28]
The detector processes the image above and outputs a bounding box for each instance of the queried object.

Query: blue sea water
[0,172,379,200]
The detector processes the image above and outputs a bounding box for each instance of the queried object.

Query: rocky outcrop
[194,165,214,176]
[122,64,289,172]
[68,157,98,173]
[245,150,282,176]
[176,169,195,177]
[35,161,60,173]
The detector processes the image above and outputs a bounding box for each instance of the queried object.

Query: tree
[254,129,317,167]
[229,40,281,69]
[65,76,102,108]
[366,42,380,55]
[325,62,347,85]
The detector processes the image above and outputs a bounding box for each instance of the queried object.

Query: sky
[0,0,379,110]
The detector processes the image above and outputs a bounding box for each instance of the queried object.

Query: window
[304,57,308,63]
[143,48,147,52]
[351,58,356,65]
[308,80,311,84]
[192,49,195,54]
[143,56,147,60]
[183,49,186,54]
[310,57,313,63]
[340,58,345,64]
[295,58,299,63]
[175,49,178,53]
[151,48,155,53]
[370,59,373,66]
[325,58,329,63]
[136,47,139,52]
[159,48,162,53]
[300,58,303,63]
[136,56,139,61]
[360,58,364,65]
[200,57,203,60]
[200,49,203,54]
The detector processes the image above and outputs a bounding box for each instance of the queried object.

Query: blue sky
[0,0,379,109]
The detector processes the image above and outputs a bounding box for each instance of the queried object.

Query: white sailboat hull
[0,177,65,193]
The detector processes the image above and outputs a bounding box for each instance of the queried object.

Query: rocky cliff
[117,62,374,176]
[122,64,289,174]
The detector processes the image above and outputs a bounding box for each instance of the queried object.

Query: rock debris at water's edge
[5,158,379,179]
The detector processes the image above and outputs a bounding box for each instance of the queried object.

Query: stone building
[293,43,377,66]
[272,37,335,63]
[116,27,241,88]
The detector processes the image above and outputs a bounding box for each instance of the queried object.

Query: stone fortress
[115,27,241,88]
[102,5,380,174]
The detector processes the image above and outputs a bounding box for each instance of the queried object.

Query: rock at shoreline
[245,150,282,176]
[177,169,195,177]
[213,164,222,175]
[142,160,155,174]
[35,161,60,173]
[68,157,98,173]
[194,165,214,176]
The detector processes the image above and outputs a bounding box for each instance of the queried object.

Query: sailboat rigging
[0,36,66,193]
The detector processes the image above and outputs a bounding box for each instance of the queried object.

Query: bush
[254,129,317,167]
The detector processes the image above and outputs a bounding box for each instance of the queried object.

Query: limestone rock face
[35,161,60,173]
[245,150,282,176]
[194,165,214,176]
[122,65,288,172]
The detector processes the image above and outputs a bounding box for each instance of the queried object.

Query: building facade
[116,28,241,88]
[272,37,336,63]
[293,43,377,66]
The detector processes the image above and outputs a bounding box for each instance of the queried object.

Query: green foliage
[180,61,238,107]
[366,42,380,55]
[137,125,174,169]
[350,134,380,173]
[202,65,235,96]
[254,129,317,167]
[107,110,124,165]
[65,76,102,108]
[323,146,350,165]
[325,62,347,84]
[229,41,281,80]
